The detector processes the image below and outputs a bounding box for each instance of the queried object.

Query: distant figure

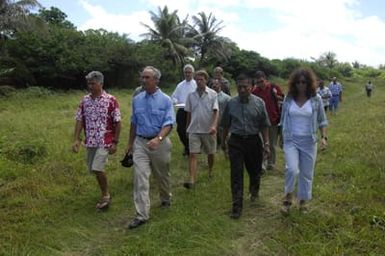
[328,77,343,115]
[252,71,284,172]
[221,74,270,219]
[211,66,231,96]
[211,79,231,154]
[365,81,374,98]
[184,70,219,188]
[125,66,175,229]
[316,79,332,112]
[171,64,197,156]
[279,68,328,215]
[72,71,121,210]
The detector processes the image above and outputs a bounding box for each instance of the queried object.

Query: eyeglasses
[297,80,307,85]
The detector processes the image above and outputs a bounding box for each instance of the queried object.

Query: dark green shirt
[221,94,270,135]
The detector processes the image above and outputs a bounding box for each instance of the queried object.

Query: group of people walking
[72,65,330,229]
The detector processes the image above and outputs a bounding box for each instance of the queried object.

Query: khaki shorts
[188,133,216,154]
[87,148,109,172]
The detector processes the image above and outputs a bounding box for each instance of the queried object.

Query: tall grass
[0,79,384,255]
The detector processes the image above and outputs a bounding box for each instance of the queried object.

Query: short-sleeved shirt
[221,94,270,135]
[329,82,343,96]
[252,83,284,125]
[171,79,197,106]
[131,88,175,137]
[317,87,332,106]
[217,91,231,121]
[75,91,121,148]
[185,87,218,133]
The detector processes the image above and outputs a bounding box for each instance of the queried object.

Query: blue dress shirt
[131,88,175,137]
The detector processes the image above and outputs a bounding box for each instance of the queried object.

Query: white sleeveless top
[289,99,312,136]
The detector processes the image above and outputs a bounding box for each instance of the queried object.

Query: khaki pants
[133,137,172,220]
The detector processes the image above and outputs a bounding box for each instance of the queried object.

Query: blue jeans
[283,135,317,200]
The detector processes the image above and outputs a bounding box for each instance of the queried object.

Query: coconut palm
[141,6,190,73]
[189,12,230,67]
[0,0,41,38]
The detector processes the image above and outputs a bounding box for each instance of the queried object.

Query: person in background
[328,76,343,115]
[125,66,174,229]
[184,70,219,188]
[279,67,328,215]
[72,71,121,210]
[252,71,284,172]
[211,79,231,154]
[316,79,332,113]
[171,64,197,156]
[221,74,270,219]
[211,66,231,96]
[365,81,374,98]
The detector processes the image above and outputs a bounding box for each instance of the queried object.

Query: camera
[120,153,133,167]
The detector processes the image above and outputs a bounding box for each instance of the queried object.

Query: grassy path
[0,79,384,255]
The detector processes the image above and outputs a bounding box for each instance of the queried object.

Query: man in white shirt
[184,70,219,188]
[171,64,197,156]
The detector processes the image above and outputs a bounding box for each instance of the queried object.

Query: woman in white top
[279,68,328,215]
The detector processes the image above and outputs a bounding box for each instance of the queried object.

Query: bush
[22,86,53,97]
[0,85,16,97]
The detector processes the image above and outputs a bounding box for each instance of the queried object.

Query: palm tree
[0,0,41,38]
[189,12,230,67]
[141,6,190,74]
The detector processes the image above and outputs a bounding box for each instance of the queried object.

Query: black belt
[137,135,156,140]
[231,133,259,140]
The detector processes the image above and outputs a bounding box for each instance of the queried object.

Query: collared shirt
[217,91,231,121]
[252,82,284,125]
[317,87,332,106]
[329,82,343,96]
[221,94,270,135]
[171,79,197,107]
[185,87,218,133]
[131,88,175,137]
[75,91,121,148]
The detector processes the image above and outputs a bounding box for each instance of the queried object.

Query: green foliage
[0,85,16,97]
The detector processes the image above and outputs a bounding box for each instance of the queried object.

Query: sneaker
[183,182,194,189]
[127,218,147,229]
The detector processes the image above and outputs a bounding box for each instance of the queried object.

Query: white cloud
[78,0,385,66]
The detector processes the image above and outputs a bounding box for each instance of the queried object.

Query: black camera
[120,153,133,167]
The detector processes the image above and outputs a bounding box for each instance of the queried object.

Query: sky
[37,0,385,67]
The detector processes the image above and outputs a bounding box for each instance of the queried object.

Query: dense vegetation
[1,2,385,90]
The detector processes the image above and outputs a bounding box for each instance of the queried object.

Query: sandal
[96,195,111,210]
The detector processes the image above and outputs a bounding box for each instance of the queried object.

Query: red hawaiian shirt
[75,91,121,148]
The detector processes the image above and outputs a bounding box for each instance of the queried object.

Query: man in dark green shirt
[221,74,270,219]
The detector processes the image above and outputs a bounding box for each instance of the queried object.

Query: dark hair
[255,71,267,79]
[287,67,317,99]
[236,73,250,84]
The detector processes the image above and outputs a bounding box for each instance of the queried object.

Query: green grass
[0,80,384,255]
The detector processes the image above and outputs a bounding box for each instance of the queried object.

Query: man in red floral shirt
[252,71,284,172]
[72,71,121,210]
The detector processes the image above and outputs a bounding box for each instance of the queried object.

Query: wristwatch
[158,136,163,142]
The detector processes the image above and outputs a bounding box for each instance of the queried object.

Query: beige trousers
[133,137,172,220]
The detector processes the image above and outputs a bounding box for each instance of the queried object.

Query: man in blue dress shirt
[125,66,175,229]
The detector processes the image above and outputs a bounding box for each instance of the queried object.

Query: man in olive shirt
[221,74,270,219]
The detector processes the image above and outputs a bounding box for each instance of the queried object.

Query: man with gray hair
[73,71,121,210]
[125,66,175,229]
[171,64,197,156]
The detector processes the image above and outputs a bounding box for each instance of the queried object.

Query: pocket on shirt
[151,110,166,125]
